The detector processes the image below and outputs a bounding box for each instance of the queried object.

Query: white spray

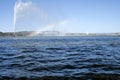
[14,0,68,36]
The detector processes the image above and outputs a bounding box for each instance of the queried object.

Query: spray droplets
[14,0,68,36]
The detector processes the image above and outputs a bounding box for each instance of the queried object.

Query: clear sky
[0,0,120,33]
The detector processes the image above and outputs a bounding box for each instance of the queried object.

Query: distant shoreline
[0,31,120,37]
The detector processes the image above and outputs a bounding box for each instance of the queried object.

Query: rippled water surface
[0,36,120,79]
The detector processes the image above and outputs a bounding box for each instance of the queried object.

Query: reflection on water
[0,36,120,79]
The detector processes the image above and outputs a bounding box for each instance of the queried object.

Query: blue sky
[0,0,120,33]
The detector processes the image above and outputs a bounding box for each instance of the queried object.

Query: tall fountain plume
[13,0,68,36]
[13,0,18,36]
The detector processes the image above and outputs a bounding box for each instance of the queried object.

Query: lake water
[0,36,120,80]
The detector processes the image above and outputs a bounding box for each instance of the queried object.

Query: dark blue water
[0,36,120,79]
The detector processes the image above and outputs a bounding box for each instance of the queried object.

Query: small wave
[27,64,77,72]
[21,48,39,53]
[46,48,64,50]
